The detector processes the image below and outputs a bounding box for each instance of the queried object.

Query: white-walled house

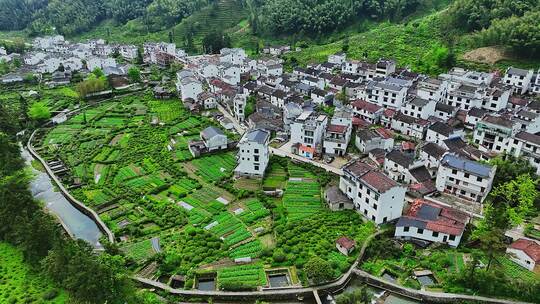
[351,99,383,124]
[473,115,519,154]
[401,97,436,120]
[200,126,228,151]
[506,239,540,273]
[328,52,347,65]
[416,78,447,102]
[177,70,203,101]
[290,111,328,159]
[356,128,394,153]
[425,122,464,146]
[87,56,117,72]
[390,112,430,140]
[419,142,447,175]
[436,153,496,203]
[340,160,406,224]
[197,92,218,109]
[395,199,469,248]
[118,44,138,61]
[235,129,270,178]
[509,132,540,176]
[233,94,247,123]
[503,67,534,95]
[220,48,247,65]
[366,79,408,109]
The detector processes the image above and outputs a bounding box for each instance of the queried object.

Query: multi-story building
[509,132,540,175]
[290,111,328,159]
[340,160,406,224]
[445,84,484,111]
[117,44,138,61]
[425,122,464,146]
[503,67,534,95]
[435,153,496,203]
[323,124,351,157]
[366,78,409,109]
[395,199,469,247]
[355,128,394,153]
[390,112,430,139]
[176,70,203,101]
[416,78,447,101]
[350,99,383,124]
[473,114,519,153]
[401,97,436,120]
[220,48,247,65]
[235,129,270,178]
[233,94,247,123]
[481,86,511,112]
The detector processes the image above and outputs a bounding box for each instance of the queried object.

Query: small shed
[336,236,356,256]
[324,185,353,211]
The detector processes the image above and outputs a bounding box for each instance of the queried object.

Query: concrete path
[269,145,343,176]
[216,104,246,135]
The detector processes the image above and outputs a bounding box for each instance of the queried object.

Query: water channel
[21,147,103,248]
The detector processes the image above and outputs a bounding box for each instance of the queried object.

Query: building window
[464,173,469,178]
[364,209,368,215]
[417,228,424,234]
[373,204,377,210]
[452,169,457,174]
[449,235,456,241]
[432,231,439,237]
[371,215,375,221]
[477,177,482,182]
[403,226,410,232]
[254,149,259,154]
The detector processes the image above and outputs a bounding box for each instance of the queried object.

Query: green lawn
[0,243,68,303]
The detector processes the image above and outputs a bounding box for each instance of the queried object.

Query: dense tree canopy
[258,0,423,36]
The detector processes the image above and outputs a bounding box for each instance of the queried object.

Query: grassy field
[0,242,68,303]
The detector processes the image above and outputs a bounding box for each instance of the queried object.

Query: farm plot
[229,240,263,259]
[149,100,186,123]
[121,239,156,263]
[237,199,270,225]
[83,189,114,206]
[191,153,236,183]
[168,178,201,198]
[94,116,126,128]
[262,163,288,189]
[113,164,146,184]
[217,263,267,290]
[42,124,82,145]
[207,212,252,247]
[123,173,168,193]
[169,117,204,134]
[283,180,323,221]
[288,165,316,179]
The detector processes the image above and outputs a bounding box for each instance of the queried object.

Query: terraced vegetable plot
[238,199,271,225]
[121,239,156,263]
[149,100,186,123]
[217,263,267,290]
[207,212,252,247]
[283,180,323,221]
[288,165,316,179]
[191,153,237,182]
[229,240,263,259]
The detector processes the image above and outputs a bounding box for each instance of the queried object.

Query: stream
[21,147,103,248]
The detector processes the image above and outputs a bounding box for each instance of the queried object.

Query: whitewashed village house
[340,160,407,224]
[235,129,270,178]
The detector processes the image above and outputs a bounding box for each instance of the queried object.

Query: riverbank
[21,145,105,247]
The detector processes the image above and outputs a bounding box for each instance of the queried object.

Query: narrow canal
[21,147,103,248]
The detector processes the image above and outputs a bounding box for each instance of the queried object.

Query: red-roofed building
[351,99,383,124]
[507,239,540,273]
[336,236,356,256]
[381,108,396,127]
[341,159,407,224]
[395,199,469,247]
